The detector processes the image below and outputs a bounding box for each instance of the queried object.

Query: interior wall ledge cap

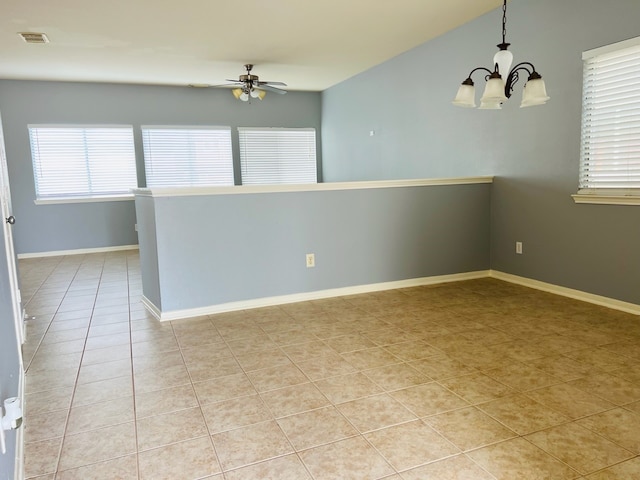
[132,176,494,197]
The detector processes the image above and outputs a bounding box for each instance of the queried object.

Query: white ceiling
[0,0,502,91]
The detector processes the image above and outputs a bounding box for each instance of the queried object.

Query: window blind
[142,126,234,187]
[580,38,640,194]
[28,125,137,200]
[238,127,317,185]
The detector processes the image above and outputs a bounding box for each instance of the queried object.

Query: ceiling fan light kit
[453,0,549,109]
[223,64,287,102]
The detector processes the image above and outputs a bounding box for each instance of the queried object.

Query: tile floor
[18,251,640,479]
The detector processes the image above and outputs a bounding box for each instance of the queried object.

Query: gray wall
[322,0,640,305]
[138,183,490,313]
[0,80,321,255]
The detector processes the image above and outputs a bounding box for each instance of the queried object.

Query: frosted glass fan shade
[479,100,502,110]
[520,78,550,107]
[250,89,266,100]
[452,84,476,108]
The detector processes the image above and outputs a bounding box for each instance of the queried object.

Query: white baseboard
[490,270,640,316]
[17,245,139,259]
[146,270,491,322]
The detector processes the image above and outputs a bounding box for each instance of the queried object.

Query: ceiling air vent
[18,32,49,44]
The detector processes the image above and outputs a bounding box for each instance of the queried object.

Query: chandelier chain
[502,0,507,44]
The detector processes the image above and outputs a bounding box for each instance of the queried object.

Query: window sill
[572,194,640,206]
[34,194,134,205]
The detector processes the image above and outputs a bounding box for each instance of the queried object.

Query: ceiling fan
[220,64,287,101]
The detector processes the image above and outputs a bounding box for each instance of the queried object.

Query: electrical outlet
[516,241,523,254]
[306,253,315,268]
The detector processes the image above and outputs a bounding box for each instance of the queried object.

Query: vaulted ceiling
[1,0,502,91]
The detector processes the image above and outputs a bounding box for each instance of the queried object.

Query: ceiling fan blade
[257,81,287,87]
[255,84,287,94]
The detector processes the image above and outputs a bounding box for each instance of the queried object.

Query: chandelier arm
[504,62,537,98]
[465,66,495,84]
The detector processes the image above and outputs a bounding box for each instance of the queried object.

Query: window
[142,126,234,187]
[578,36,640,203]
[28,125,137,202]
[238,127,317,185]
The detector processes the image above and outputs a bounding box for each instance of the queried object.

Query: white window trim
[34,193,134,205]
[574,36,640,206]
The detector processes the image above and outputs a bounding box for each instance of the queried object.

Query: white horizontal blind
[142,126,234,187]
[238,127,317,185]
[28,125,137,200]
[580,38,640,194]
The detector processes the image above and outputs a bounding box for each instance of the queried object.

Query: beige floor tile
[390,383,468,417]
[55,454,138,480]
[76,358,131,385]
[401,454,497,479]
[295,352,358,380]
[483,362,561,392]
[185,355,243,382]
[24,387,74,416]
[382,340,442,361]
[277,406,357,450]
[564,348,637,372]
[425,406,517,451]
[569,372,640,405]
[246,364,309,392]
[193,373,257,405]
[260,382,330,418]
[175,329,224,349]
[440,373,513,404]
[23,437,63,478]
[526,383,615,419]
[132,349,184,374]
[314,372,383,404]
[226,335,278,356]
[135,383,199,418]
[138,436,221,480]
[28,351,83,374]
[268,329,319,346]
[224,454,312,480]
[365,420,459,471]
[479,393,570,435]
[25,367,78,395]
[180,342,233,364]
[281,340,337,362]
[585,457,640,479]
[526,423,633,475]
[202,394,273,434]
[212,420,293,471]
[363,362,431,391]
[467,437,579,480]
[235,349,292,372]
[72,375,132,407]
[80,344,131,366]
[133,362,190,394]
[136,407,208,451]
[337,393,417,433]
[58,422,136,471]
[576,408,640,454]
[84,332,130,350]
[341,347,401,370]
[24,409,68,442]
[408,354,476,380]
[325,333,376,353]
[299,436,394,480]
[66,396,134,434]
[529,354,597,382]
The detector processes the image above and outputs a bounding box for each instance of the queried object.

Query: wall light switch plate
[306,253,315,268]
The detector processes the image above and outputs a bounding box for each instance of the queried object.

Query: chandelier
[452,0,549,109]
